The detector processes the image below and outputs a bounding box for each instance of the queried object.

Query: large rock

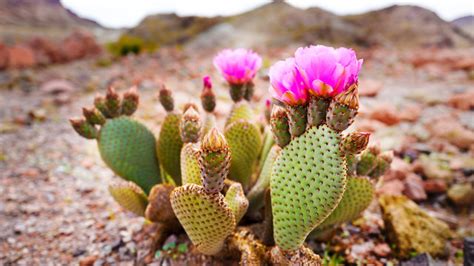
[61,30,101,61]
[7,45,36,68]
[425,119,474,149]
[403,173,427,201]
[447,183,474,206]
[379,195,451,258]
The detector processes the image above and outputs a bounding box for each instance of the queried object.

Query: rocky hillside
[128,2,473,50]
[345,5,473,48]
[452,15,474,38]
[0,0,103,42]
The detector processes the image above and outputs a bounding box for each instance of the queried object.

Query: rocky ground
[0,47,473,265]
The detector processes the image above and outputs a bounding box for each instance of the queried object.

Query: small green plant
[107,34,157,57]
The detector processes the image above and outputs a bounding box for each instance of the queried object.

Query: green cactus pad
[109,181,148,216]
[180,143,201,185]
[224,120,262,191]
[224,182,249,223]
[170,184,236,255]
[314,176,374,232]
[271,125,347,251]
[226,101,254,127]
[247,145,281,214]
[157,113,183,185]
[98,117,161,194]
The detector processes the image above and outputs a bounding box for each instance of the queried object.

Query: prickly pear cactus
[156,87,183,185]
[108,180,149,217]
[171,184,236,255]
[313,176,374,232]
[70,87,161,194]
[271,124,347,250]
[225,120,262,191]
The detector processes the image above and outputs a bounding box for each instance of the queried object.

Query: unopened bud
[69,117,98,139]
[341,132,370,155]
[105,86,121,117]
[94,94,111,118]
[230,83,245,102]
[180,107,201,143]
[264,99,271,123]
[122,86,139,116]
[270,106,291,147]
[201,76,216,112]
[335,83,359,110]
[159,85,174,112]
[199,128,231,194]
[82,107,106,125]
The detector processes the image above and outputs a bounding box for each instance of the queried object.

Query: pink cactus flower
[203,75,212,89]
[295,45,363,97]
[269,58,308,105]
[213,48,262,85]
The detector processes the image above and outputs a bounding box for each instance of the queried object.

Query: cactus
[70,46,392,264]
[224,120,262,191]
[109,180,149,217]
[70,87,161,194]
[156,86,183,185]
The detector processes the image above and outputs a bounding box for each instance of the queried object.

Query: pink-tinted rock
[426,119,474,149]
[359,79,383,97]
[373,243,391,257]
[355,119,386,133]
[377,179,405,196]
[448,90,474,111]
[7,45,36,69]
[384,157,412,181]
[29,37,64,64]
[369,105,401,125]
[399,104,422,122]
[423,179,447,194]
[61,30,101,61]
[403,173,427,201]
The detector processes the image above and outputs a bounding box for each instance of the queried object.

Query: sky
[62,0,474,28]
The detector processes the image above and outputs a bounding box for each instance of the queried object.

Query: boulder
[447,183,474,206]
[403,173,427,201]
[379,195,451,258]
[61,30,101,61]
[425,119,474,149]
[359,79,383,97]
[369,105,401,125]
[448,90,474,111]
[7,45,36,69]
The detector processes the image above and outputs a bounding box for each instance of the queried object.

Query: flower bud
[369,151,393,178]
[122,86,139,116]
[180,107,201,143]
[159,85,174,112]
[326,84,359,131]
[341,132,370,155]
[286,104,307,138]
[94,94,111,118]
[264,99,272,124]
[105,86,121,117]
[335,83,359,110]
[270,105,291,148]
[69,117,98,139]
[201,76,216,113]
[82,107,106,125]
[307,95,331,127]
[199,128,231,194]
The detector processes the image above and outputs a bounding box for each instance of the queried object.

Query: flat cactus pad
[170,184,236,255]
[108,181,148,216]
[271,125,347,251]
[224,182,249,223]
[224,120,262,191]
[98,117,161,194]
[180,143,201,185]
[157,113,183,184]
[314,176,374,232]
